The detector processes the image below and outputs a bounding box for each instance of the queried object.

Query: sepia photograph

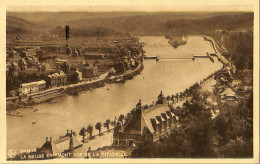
[0,0,259,163]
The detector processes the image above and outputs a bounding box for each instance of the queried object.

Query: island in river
[165,35,187,48]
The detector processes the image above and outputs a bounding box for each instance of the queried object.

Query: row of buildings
[18,70,70,95]
[214,64,252,109]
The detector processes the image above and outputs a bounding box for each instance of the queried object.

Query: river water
[6,36,223,154]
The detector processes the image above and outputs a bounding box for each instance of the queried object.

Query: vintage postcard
[0,0,259,163]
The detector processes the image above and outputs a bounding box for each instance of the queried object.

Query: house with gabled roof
[113,92,179,148]
[218,87,240,108]
[37,130,85,158]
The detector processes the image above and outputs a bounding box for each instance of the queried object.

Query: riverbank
[6,53,144,111]
[203,35,230,66]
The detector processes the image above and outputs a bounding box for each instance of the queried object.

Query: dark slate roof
[39,135,83,155]
[123,103,172,134]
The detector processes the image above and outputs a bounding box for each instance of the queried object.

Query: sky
[4,0,256,12]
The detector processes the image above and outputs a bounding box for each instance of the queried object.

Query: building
[41,60,53,72]
[72,50,79,57]
[18,58,28,70]
[19,80,46,95]
[114,62,127,74]
[123,59,131,70]
[13,46,26,53]
[6,63,11,77]
[84,52,104,60]
[6,62,20,77]
[130,58,136,68]
[75,71,83,81]
[113,92,179,148]
[9,50,20,59]
[218,87,240,108]
[30,89,60,103]
[21,50,28,58]
[47,71,68,88]
[104,53,119,59]
[40,45,66,54]
[37,130,84,159]
[11,62,20,76]
[36,50,44,56]
[82,66,98,78]
[232,79,242,91]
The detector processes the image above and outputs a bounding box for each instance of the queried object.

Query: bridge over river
[144,53,215,61]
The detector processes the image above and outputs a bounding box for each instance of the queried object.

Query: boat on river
[18,105,34,108]
[115,75,124,83]
[7,112,23,117]
[49,100,62,104]
[115,78,124,83]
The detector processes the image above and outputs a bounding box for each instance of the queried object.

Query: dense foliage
[229,33,253,70]
[131,92,253,158]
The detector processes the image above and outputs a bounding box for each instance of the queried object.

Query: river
[6,36,223,154]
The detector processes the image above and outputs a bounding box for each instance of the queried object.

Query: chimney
[46,137,48,142]
[67,129,69,135]
[71,130,73,136]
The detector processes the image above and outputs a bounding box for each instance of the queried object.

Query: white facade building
[20,80,46,95]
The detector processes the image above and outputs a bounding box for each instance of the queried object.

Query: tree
[175,93,179,102]
[166,96,170,101]
[246,92,253,111]
[103,119,111,132]
[79,127,87,141]
[220,137,253,158]
[87,124,93,138]
[111,120,117,127]
[214,113,231,146]
[50,26,64,37]
[95,122,102,135]
[132,100,219,158]
[179,92,183,99]
[118,114,125,124]
[68,72,79,84]
[132,127,193,158]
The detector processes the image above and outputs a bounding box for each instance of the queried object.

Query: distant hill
[66,12,253,35]
[7,12,156,24]
[6,12,253,36]
[6,16,39,35]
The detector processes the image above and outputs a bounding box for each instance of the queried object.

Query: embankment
[6,56,144,110]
